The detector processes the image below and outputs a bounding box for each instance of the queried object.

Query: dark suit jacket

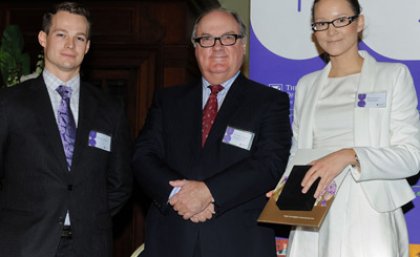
[0,76,132,257]
[133,74,292,257]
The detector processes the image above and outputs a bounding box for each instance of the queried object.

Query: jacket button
[67,185,73,191]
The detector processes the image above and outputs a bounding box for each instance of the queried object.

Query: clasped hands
[168,180,215,223]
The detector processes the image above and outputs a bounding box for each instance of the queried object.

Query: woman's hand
[301,148,356,198]
[266,190,275,198]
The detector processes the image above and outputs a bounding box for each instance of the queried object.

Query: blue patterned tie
[56,85,76,170]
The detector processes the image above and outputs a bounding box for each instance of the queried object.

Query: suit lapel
[186,83,203,158]
[354,51,377,146]
[70,83,98,173]
[298,65,330,149]
[203,74,247,148]
[31,77,68,172]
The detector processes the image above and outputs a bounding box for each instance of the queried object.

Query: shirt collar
[43,69,80,95]
[201,71,240,92]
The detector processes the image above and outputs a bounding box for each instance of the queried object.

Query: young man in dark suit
[132,8,292,257]
[0,2,132,257]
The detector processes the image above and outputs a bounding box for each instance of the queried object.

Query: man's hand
[169,180,213,220]
[190,203,215,223]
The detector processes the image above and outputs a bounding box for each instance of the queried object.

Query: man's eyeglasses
[311,15,359,31]
[193,34,244,48]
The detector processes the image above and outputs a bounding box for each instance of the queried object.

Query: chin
[324,47,350,57]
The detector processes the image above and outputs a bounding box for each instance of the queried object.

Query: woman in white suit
[285,0,420,256]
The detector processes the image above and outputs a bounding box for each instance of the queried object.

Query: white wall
[218,0,250,75]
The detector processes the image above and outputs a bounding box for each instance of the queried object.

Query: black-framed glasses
[193,34,244,48]
[312,15,359,31]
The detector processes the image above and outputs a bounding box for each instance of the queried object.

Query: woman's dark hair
[311,0,361,21]
[42,2,91,38]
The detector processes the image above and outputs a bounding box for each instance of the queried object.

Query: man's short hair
[42,2,91,39]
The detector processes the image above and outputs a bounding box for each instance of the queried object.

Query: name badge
[357,92,387,108]
[88,131,111,152]
[222,126,255,151]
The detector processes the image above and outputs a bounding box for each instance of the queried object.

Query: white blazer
[290,51,420,213]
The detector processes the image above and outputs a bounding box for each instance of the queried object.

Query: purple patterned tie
[56,85,76,170]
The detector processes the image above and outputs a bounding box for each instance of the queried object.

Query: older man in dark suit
[132,7,291,257]
[0,2,132,257]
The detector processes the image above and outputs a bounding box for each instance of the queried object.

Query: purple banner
[249,0,420,254]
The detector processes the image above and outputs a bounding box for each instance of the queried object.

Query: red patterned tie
[202,85,224,147]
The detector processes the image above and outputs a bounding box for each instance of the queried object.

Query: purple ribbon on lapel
[357,93,367,107]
